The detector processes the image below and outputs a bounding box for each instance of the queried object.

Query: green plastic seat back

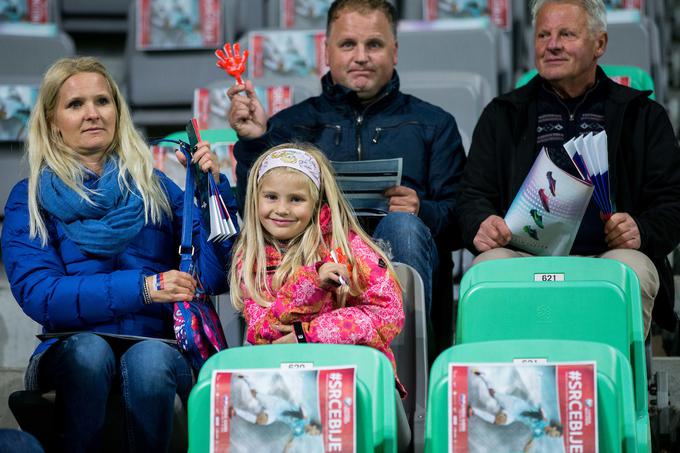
[164,128,238,144]
[457,257,649,451]
[515,64,656,99]
[425,340,637,453]
[188,344,398,453]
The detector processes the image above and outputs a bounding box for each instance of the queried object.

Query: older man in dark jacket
[458,0,680,336]
[228,0,466,324]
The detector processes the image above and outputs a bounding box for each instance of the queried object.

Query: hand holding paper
[605,212,641,250]
[384,185,420,215]
[185,119,238,243]
[473,215,512,252]
[174,140,219,181]
[215,42,248,85]
[319,260,350,289]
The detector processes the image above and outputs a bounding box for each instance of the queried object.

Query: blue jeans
[373,212,438,315]
[0,429,44,453]
[38,333,193,453]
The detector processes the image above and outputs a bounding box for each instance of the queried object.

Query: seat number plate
[534,273,565,282]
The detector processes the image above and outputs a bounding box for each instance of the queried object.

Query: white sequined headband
[257,148,321,189]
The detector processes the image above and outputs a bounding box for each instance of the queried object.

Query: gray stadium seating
[60,0,132,33]
[396,22,503,96]
[392,262,429,453]
[124,2,232,128]
[0,31,75,213]
[398,70,491,153]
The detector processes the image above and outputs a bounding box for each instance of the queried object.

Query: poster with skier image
[211,366,356,453]
[449,362,597,453]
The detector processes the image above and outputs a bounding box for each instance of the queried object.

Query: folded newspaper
[449,362,597,453]
[331,158,402,216]
[504,148,594,256]
[211,366,356,453]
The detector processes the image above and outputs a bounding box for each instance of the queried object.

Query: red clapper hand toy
[215,42,248,85]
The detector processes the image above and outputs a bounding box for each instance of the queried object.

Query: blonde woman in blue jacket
[1,57,237,452]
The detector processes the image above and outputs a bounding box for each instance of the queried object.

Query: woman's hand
[175,140,220,180]
[318,262,350,290]
[145,271,196,304]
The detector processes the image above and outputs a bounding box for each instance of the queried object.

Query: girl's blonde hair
[26,56,172,244]
[229,143,399,309]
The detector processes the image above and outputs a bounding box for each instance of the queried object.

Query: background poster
[0,85,37,141]
[249,30,327,79]
[136,0,222,50]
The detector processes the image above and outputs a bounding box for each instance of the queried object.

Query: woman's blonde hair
[26,56,172,244]
[229,143,398,309]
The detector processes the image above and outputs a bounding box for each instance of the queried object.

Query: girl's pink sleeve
[270,265,331,323]
[305,235,404,349]
[242,266,331,344]
[243,294,281,344]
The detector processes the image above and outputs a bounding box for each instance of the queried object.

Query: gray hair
[531,0,607,34]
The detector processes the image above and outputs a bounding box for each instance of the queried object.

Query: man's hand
[473,215,512,252]
[605,212,641,250]
[384,185,420,215]
[227,80,267,139]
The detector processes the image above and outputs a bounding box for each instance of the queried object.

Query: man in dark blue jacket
[227,0,466,323]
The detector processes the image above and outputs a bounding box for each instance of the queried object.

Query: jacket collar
[498,66,651,107]
[320,70,401,110]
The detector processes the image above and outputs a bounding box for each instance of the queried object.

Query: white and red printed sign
[449,362,597,453]
[211,366,356,453]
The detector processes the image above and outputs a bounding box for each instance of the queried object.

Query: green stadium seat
[425,340,637,453]
[188,344,408,453]
[456,256,649,452]
[515,64,656,99]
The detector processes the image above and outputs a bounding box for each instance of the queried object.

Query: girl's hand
[318,262,349,290]
[175,140,220,180]
[145,271,196,303]
[273,324,296,344]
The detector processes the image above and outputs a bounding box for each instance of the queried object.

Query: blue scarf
[39,159,146,257]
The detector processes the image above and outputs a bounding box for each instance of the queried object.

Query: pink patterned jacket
[238,209,405,392]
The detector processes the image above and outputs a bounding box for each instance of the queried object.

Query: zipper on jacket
[355,115,364,160]
[354,91,389,159]
[371,120,421,144]
[333,125,341,146]
[372,127,382,143]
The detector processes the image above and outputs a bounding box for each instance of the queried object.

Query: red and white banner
[556,364,597,453]
[448,362,597,453]
[318,368,356,452]
[211,371,233,453]
[211,366,356,453]
[28,0,49,23]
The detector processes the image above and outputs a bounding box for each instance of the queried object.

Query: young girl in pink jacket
[229,144,404,387]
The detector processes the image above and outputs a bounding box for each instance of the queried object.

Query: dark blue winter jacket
[1,171,237,354]
[234,71,466,239]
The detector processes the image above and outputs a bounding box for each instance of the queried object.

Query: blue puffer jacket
[1,171,238,355]
[234,71,466,239]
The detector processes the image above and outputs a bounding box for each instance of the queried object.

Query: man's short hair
[326,0,398,38]
[531,0,607,34]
